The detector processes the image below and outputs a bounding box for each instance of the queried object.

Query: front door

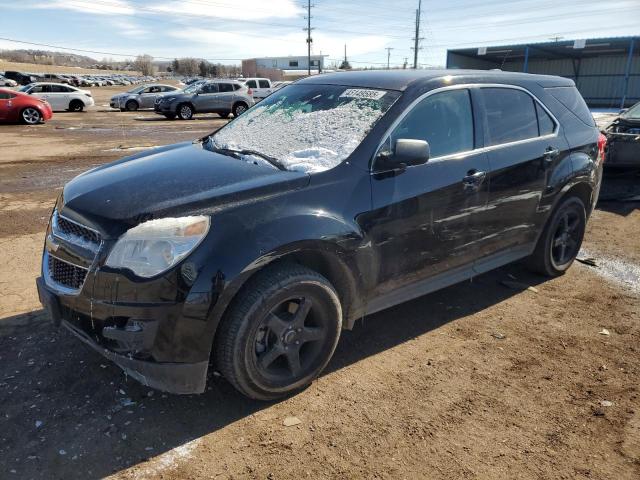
[193,83,219,112]
[365,87,490,298]
[0,92,12,120]
[475,86,569,256]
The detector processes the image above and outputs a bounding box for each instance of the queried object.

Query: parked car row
[0,70,153,87]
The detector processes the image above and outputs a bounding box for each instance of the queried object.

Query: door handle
[544,147,560,162]
[463,170,486,191]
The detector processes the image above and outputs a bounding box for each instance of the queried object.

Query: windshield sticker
[339,89,386,100]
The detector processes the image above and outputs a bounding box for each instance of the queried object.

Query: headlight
[105,216,210,278]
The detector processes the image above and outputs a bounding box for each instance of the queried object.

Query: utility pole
[412,0,423,69]
[304,0,314,76]
[385,47,394,69]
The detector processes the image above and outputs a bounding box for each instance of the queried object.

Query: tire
[125,100,139,112]
[527,196,586,277]
[69,100,84,112]
[177,103,194,120]
[233,102,248,117]
[21,107,42,125]
[219,112,230,119]
[163,113,176,120]
[215,263,342,400]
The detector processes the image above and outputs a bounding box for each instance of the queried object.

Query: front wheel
[125,100,138,111]
[69,100,84,112]
[177,103,194,120]
[21,107,42,125]
[527,196,586,276]
[215,264,342,400]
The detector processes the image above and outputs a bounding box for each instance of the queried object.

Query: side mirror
[619,108,628,114]
[375,138,430,172]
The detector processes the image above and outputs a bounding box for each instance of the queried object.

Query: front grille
[48,255,88,290]
[53,211,101,247]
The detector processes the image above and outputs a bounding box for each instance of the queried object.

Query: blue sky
[1,0,638,67]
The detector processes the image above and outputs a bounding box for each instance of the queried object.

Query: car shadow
[0,263,545,479]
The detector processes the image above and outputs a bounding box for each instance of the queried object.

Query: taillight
[247,87,253,95]
[597,133,607,163]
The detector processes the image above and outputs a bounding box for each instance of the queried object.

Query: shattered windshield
[209,84,400,173]
[622,102,640,120]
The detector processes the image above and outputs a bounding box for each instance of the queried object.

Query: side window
[0,92,10,100]
[258,80,270,88]
[389,89,474,158]
[546,86,595,126]
[218,83,233,93]
[289,60,299,67]
[246,80,257,89]
[201,83,218,94]
[50,85,67,93]
[481,88,539,146]
[233,84,241,91]
[536,103,555,136]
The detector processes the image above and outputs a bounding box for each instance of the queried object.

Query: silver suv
[154,79,254,120]
[110,84,179,111]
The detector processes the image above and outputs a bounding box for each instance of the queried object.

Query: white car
[19,82,94,112]
[0,75,18,87]
[240,77,273,100]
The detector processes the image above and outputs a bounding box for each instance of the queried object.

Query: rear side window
[218,83,234,92]
[536,103,555,136]
[0,92,11,100]
[546,86,595,126]
[481,88,538,145]
[233,84,241,91]
[50,85,69,93]
[390,89,474,158]
[258,80,270,88]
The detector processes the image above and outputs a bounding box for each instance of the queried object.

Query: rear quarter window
[545,86,595,127]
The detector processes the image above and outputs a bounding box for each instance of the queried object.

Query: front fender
[190,210,366,342]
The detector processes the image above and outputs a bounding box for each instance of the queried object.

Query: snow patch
[130,438,202,479]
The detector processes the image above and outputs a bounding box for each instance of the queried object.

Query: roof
[298,69,574,91]
[244,55,328,61]
[448,36,638,63]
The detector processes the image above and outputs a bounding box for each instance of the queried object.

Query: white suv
[19,82,94,112]
[240,78,273,100]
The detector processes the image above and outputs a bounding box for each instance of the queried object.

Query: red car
[0,88,53,124]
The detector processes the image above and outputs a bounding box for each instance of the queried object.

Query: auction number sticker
[340,89,386,100]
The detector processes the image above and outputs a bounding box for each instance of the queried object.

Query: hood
[60,142,309,235]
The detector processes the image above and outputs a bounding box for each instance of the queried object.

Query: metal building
[446,37,638,108]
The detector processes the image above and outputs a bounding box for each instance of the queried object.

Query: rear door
[476,86,568,257]
[367,87,490,297]
[215,83,235,111]
[49,85,70,110]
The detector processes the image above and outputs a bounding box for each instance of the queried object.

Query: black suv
[37,70,604,400]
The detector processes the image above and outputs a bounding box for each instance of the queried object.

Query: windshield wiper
[209,145,287,171]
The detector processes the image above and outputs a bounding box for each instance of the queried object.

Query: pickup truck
[240,77,273,100]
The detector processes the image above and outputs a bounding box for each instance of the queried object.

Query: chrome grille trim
[43,251,90,295]
[51,210,102,253]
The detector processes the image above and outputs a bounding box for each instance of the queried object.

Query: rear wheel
[233,102,248,117]
[215,264,342,400]
[177,103,194,120]
[125,100,139,111]
[527,196,586,276]
[21,107,42,125]
[69,100,84,112]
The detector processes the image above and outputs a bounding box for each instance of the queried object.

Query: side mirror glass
[375,138,430,172]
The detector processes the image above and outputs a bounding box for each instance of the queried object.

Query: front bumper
[36,271,210,394]
[154,102,174,114]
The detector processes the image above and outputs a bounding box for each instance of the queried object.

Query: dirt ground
[0,86,639,480]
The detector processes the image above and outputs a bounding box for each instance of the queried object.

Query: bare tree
[134,54,155,76]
